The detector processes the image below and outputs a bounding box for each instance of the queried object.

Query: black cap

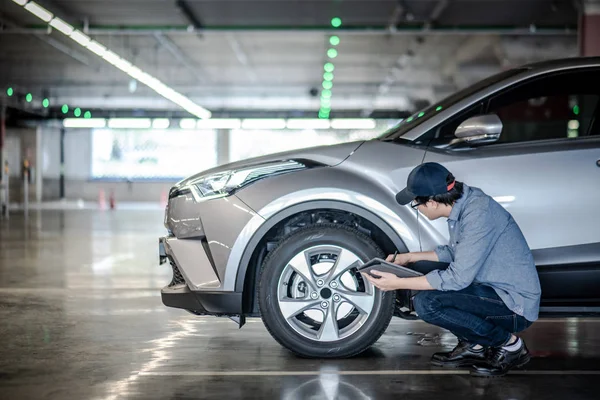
[395,162,454,205]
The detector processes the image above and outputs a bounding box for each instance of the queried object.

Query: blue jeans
[412,266,533,347]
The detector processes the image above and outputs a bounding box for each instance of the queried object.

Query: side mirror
[453,114,503,145]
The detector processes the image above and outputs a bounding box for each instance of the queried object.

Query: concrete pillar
[216,128,231,166]
[0,106,5,185]
[59,128,65,199]
[579,1,600,56]
[35,126,43,203]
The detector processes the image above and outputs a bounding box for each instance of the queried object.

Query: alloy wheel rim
[276,245,375,342]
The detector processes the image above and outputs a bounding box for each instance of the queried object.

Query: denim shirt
[426,184,542,321]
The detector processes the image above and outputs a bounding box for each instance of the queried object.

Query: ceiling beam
[0,27,577,37]
[174,0,203,30]
[0,12,90,66]
[424,0,449,29]
[387,0,413,32]
[153,32,206,83]
[35,0,77,25]
[34,35,91,66]
[442,35,499,87]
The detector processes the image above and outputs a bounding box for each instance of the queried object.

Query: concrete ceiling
[0,0,580,118]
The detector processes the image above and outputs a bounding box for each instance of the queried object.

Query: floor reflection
[1,209,600,400]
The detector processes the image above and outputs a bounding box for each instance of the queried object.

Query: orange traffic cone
[160,189,168,208]
[98,189,106,210]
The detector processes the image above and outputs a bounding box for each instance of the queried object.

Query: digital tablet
[358,258,423,279]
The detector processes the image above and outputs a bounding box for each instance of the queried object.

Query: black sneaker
[470,340,531,378]
[430,340,488,368]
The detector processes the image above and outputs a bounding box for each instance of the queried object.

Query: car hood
[173,140,366,188]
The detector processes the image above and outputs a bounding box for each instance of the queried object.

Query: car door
[421,68,600,304]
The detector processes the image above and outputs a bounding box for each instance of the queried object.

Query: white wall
[35,127,168,202]
[64,129,92,180]
[40,126,61,179]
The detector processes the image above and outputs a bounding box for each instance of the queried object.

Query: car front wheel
[258,223,395,358]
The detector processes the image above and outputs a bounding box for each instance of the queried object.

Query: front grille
[168,259,186,287]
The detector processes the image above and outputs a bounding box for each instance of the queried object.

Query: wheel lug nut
[311,292,319,299]
[317,279,324,287]
[321,301,329,309]
[330,281,338,288]
[333,294,340,302]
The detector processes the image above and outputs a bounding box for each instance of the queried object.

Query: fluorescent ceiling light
[69,30,90,46]
[113,58,133,73]
[63,118,106,129]
[24,2,53,22]
[286,119,331,130]
[86,41,107,57]
[20,1,212,120]
[241,119,287,130]
[49,17,73,35]
[179,118,197,130]
[196,118,241,129]
[107,118,152,129]
[152,118,170,129]
[102,51,122,66]
[330,119,377,130]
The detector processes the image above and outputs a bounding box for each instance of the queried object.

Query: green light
[61,104,69,114]
[74,107,81,117]
[324,63,335,72]
[42,98,49,108]
[329,36,340,46]
[406,116,414,122]
[331,17,342,28]
[7,87,13,96]
[84,111,92,119]
[321,89,332,98]
[318,111,330,119]
[25,93,32,103]
[436,106,443,112]
[327,48,338,58]
[323,72,334,81]
[418,112,425,118]
[573,105,580,115]
[322,81,333,90]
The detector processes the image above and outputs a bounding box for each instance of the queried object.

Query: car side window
[486,69,600,144]
[419,103,484,148]
[423,68,600,149]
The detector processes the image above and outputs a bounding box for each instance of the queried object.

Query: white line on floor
[139,370,600,377]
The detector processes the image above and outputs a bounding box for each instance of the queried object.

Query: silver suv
[159,57,600,358]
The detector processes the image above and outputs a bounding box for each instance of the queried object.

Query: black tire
[258,223,395,358]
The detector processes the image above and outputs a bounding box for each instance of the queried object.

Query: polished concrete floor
[1,208,599,399]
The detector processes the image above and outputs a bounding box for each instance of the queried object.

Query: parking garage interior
[1,0,600,399]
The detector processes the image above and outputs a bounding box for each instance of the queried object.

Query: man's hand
[362,270,402,291]
[385,252,412,265]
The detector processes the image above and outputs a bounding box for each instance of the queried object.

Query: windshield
[378,68,527,141]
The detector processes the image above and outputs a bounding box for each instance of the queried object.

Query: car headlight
[186,160,308,203]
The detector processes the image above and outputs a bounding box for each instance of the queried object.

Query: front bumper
[159,236,243,315]
[161,284,243,315]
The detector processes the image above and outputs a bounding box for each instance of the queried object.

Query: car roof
[520,56,600,71]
